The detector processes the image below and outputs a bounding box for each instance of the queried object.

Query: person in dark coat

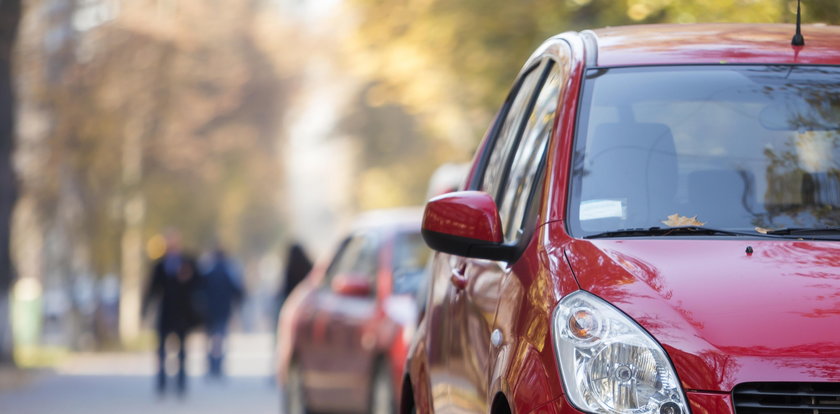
[272,243,313,344]
[143,231,201,395]
[280,243,313,303]
[199,245,243,378]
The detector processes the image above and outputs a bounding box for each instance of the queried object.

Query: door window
[480,61,549,200]
[391,231,431,295]
[498,60,568,242]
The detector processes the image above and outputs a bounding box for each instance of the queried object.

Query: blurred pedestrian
[275,243,312,315]
[271,242,312,356]
[282,243,312,302]
[142,230,202,396]
[199,244,244,379]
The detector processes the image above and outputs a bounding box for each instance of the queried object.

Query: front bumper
[525,391,733,414]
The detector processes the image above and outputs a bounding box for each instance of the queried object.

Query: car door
[304,231,381,413]
[424,61,548,413]
[447,51,571,413]
[434,57,547,412]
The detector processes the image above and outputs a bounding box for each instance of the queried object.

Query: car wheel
[371,362,396,414]
[284,361,308,414]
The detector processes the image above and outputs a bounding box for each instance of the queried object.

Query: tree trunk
[119,118,145,345]
[0,0,22,365]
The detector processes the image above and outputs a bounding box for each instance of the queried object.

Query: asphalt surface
[0,333,281,414]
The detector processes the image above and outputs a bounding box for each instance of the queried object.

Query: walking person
[200,244,243,379]
[143,230,202,396]
[272,243,312,336]
[276,242,312,312]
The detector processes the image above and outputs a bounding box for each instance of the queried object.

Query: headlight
[552,291,689,414]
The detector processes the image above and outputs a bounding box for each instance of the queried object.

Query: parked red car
[276,209,430,414]
[404,24,840,414]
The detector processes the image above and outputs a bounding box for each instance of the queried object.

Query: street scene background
[1,0,840,413]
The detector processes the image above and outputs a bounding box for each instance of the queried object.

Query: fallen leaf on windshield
[755,227,770,234]
[661,214,705,227]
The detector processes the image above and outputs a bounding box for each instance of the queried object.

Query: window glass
[391,231,431,295]
[498,61,566,242]
[323,233,380,287]
[569,65,840,237]
[480,61,548,200]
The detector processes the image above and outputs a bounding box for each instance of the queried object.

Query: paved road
[0,333,281,414]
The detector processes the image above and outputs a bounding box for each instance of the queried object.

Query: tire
[405,382,417,414]
[371,362,396,414]
[284,361,308,414]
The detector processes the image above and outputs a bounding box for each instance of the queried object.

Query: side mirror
[421,191,515,262]
[331,273,373,297]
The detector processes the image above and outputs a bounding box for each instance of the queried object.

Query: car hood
[565,238,840,391]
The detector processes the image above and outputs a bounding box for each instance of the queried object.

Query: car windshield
[568,65,840,237]
[391,231,430,296]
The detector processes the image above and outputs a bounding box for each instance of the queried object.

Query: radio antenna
[792,0,805,46]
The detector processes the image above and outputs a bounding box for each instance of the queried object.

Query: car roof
[588,23,840,67]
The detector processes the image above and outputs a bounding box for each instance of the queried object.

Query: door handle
[450,263,467,290]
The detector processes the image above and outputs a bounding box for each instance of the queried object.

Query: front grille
[733,383,840,414]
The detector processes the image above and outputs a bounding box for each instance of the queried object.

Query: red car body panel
[405,23,840,414]
[591,24,840,67]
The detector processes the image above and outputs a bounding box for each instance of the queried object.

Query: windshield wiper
[585,226,761,239]
[764,227,840,236]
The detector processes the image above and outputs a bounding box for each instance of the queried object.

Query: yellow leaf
[755,227,770,234]
[661,214,705,227]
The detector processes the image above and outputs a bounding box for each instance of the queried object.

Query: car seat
[687,169,756,228]
[581,123,678,229]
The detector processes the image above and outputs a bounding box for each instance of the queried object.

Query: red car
[404,24,840,414]
[277,209,430,414]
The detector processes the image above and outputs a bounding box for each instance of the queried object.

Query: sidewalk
[0,332,281,414]
[55,332,276,377]
[0,365,48,392]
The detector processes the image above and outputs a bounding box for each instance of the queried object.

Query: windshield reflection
[569,65,840,237]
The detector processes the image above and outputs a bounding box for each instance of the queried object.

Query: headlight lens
[552,291,689,414]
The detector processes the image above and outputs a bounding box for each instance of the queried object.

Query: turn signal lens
[568,308,601,341]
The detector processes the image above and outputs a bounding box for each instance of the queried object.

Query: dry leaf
[661,213,705,227]
[755,227,770,234]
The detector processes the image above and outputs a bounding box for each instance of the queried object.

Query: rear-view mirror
[421,191,515,262]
